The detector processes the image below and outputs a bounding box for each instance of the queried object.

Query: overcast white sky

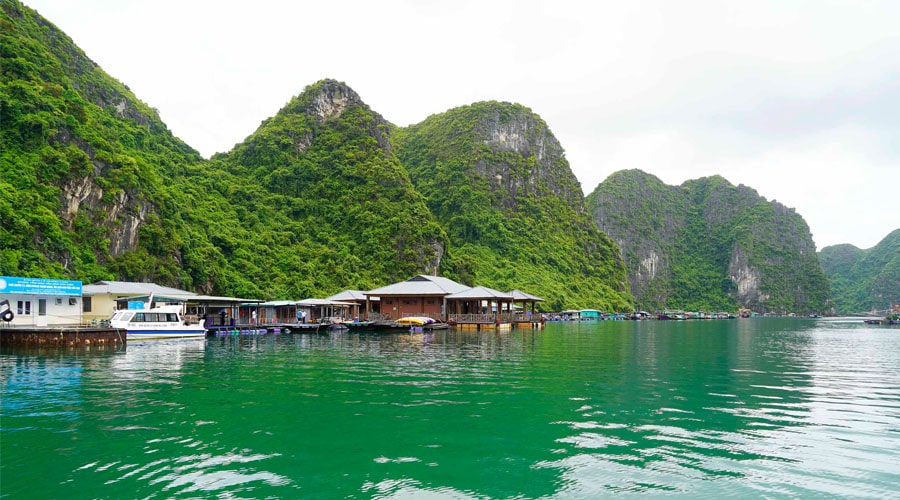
[23,0,900,250]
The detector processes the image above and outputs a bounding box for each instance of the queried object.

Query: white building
[0,276,83,326]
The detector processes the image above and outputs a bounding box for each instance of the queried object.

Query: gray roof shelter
[364,275,470,320]
[508,289,545,317]
[83,280,195,297]
[365,275,470,297]
[326,290,378,318]
[445,286,514,318]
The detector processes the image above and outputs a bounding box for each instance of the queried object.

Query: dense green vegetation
[1,1,445,300]
[1,0,202,284]
[587,170,830,314]
[819,229,900,314]
[395,102,632,311]
[202,79,448,298]
[4,0,847,313]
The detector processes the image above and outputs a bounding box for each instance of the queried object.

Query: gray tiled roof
[327,290,377,302]
[82,280,195,296]
[445,286,513,300]
[508,290,545,302]
[365,275,470,297]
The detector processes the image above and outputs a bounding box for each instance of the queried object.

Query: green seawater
[2,318,899,498]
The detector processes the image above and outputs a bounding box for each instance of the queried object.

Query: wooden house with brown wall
[363,275,470,321]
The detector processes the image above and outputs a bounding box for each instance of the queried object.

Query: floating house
[364,275,470,320]
[445,286,514,327]
[296,298,355,323]
[580,309,602,320]
[509,290,545,323]
[242,300,296,325]
[360,276,545,329]
[0,276,83,326]
[327,290,379,320]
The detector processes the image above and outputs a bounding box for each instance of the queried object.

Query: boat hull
[126,329,207,340]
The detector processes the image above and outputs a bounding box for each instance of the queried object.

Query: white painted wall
[0,293,83,326]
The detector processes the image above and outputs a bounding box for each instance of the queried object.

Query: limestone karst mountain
[395,102,631,311]
[586,169,830,314]
[819,229,900,314]
[4,0,845,312]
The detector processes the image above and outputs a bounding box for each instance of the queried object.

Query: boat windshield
[112,311,134,322]
[129,312,179,323]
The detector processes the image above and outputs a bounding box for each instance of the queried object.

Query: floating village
[1,275,897,348]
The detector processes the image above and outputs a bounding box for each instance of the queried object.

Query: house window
[38,299,47,316]
[83,297,92,312]
[17,300,31,315]
[69,297,78,306]
[56,298,62,305]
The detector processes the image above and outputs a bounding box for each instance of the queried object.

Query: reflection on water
[109,338,206,379]
[2,319,899,498]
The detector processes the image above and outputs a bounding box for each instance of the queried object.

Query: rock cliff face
[394,102,631,311]
[472,105,583,208]
[586,170,829,313]
[59,165,150,259]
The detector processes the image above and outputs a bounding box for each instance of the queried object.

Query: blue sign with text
[0,276,82,296]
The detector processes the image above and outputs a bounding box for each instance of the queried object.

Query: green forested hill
[586,169,830,314]
[5,0,834,313]
[198,79,448,298]
[1,0,203,284]
[395,102,632,311]
[1,1,446,299]
[819,229,900,314]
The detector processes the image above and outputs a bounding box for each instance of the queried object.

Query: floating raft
[208,324,292,336]
[0,326,126,347]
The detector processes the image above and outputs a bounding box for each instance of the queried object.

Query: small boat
[864,315,900,326]
[345,320,376,331]
[375,320,417,333]
[395,316,432,326]
[293,322,325,332]
[396,316,451,331]
[109,304,206,340]
[346,317,450,333]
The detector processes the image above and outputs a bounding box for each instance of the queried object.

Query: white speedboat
[109,304,207,340]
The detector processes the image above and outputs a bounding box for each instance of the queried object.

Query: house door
[36,298,48,326]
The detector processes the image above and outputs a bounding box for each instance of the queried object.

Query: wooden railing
[448,313,525,323]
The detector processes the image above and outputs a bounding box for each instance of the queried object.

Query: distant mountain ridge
[586,169,830,314]
[819,229,900,314]
[7,0,862,313]
[0,1,630,307]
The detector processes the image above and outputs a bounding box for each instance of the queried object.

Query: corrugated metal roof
[113,294,190,303]
[254,300,299,307]
[365,275,470,297]
[83,280,195,296]
[446,286,513,300]
[114,294,258,305]
[297,298,355,307]
[327,290,377,302]
[190,295,262,304]
[509,290,545,302]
